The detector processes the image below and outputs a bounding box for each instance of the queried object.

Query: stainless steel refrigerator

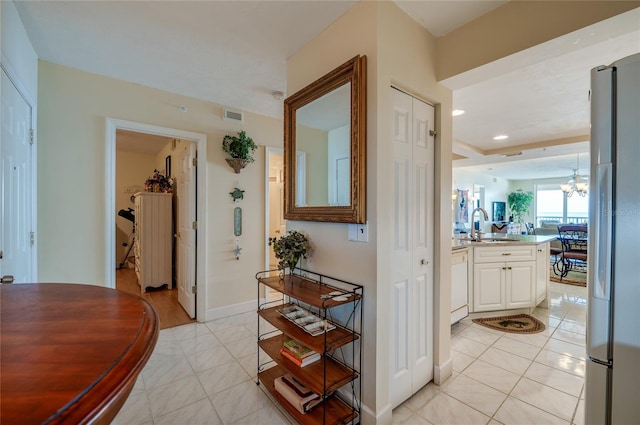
[586,53,640,424]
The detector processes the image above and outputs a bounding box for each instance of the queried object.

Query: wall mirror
[284,55,367,223]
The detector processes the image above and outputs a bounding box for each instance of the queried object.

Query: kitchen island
[452,233,556,315]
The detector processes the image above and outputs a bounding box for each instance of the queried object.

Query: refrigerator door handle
[594,163,612,301]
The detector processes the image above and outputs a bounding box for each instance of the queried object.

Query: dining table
[0,283,159,425]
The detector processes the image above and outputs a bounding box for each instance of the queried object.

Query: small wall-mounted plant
[222,130,257,173]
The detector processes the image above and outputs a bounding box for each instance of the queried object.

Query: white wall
[453,168,510,232]
[37,62,282,318]
[1,1,38,102]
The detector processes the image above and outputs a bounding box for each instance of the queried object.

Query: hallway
[116,268,194,330]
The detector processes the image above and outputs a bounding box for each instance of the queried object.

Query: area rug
[472,314,546,334]
[549,267,587,287]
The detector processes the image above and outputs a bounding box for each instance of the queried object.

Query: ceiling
[14,1,640,179]
[116,130,173,155]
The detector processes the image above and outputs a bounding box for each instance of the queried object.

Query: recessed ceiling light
[452,109,465,117]
[493,134,508,140]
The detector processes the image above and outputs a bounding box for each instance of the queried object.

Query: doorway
[264,147,285,301]
[105,119,208,323]
[1,66,37,284]
[114,130,195,327]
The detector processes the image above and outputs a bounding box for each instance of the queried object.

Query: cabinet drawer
[474,245,536,263]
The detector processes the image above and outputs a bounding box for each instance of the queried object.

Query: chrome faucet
[470,207,489,241]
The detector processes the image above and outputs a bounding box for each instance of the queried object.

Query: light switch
[356,222,369,242]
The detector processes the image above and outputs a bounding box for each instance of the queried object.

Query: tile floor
[394,281,587,425]
[114,281,587,425]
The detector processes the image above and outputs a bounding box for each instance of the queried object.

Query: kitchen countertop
[452,233,556,251]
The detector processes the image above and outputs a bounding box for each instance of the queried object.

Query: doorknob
[420,259,429,265]
[1,275,15,284]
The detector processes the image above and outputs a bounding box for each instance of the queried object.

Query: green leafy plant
[507,189,534,225]
[222,130,257,162]
[268,230,310,273]
[144,169,173,193]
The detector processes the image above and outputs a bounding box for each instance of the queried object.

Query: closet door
[390,88,435,408]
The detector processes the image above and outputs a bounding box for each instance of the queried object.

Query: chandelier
[561,154,589,197]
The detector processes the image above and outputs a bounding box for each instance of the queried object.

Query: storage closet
[389,87,435,408]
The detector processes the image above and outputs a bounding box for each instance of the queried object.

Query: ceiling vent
[223,108,244,123]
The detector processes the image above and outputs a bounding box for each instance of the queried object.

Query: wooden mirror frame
[284,55,367,223]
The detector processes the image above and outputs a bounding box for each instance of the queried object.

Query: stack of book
[280,339,320,367]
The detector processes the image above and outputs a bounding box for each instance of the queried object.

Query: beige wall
[297,125,329,206]
[286,1,380,419]
[436,1,640,81]
[37,62,282,316]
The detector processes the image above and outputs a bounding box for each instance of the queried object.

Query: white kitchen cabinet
[451,249,469,324]
[473,245,536,312]
[535,243,550,306]
[134,192,172,293]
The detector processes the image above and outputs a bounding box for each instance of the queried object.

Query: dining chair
[556,225,588,279]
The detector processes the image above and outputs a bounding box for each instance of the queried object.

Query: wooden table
[0,283,159,424]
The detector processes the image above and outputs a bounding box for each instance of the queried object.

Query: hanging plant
[222,130,257,173]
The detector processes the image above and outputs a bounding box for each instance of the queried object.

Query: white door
[1,69,34,284]
[268,152,286,269]
[176,142,197,317]
[390,88,435,408]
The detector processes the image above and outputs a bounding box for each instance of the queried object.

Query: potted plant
[144,169,173,193]
[222,130,257,173]
[507,189,534,226]
[268,230,310,276]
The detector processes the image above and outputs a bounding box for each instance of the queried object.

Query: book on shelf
[282,339,317,359]
[280,346,321,367]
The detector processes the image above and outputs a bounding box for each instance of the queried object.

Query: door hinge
[192,158,198,167]
[30,232,35,246]
[30,129,35,144]
[191,285,197,294]
[192,221,198,230]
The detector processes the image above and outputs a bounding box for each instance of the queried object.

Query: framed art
[165,155,172,177]
[492,201,506,222]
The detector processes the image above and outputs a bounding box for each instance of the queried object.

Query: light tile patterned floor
[114,282,586,424]
[393,282,587,425]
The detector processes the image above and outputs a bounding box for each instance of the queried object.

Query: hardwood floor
[115,268,194,330]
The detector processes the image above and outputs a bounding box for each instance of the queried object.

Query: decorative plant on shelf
[222,130,257,173]
[507,189,534,225]
[268,230,310,276]
[144,169,174,193]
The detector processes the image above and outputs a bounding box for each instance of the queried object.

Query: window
[535,184,588,226]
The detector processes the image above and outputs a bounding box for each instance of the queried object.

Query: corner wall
[286,2,453,422]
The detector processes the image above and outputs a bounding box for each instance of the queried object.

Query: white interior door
[268,152,286,269]
[390,88,435,408]
[176,142,196,317]
[1,69,34,284]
